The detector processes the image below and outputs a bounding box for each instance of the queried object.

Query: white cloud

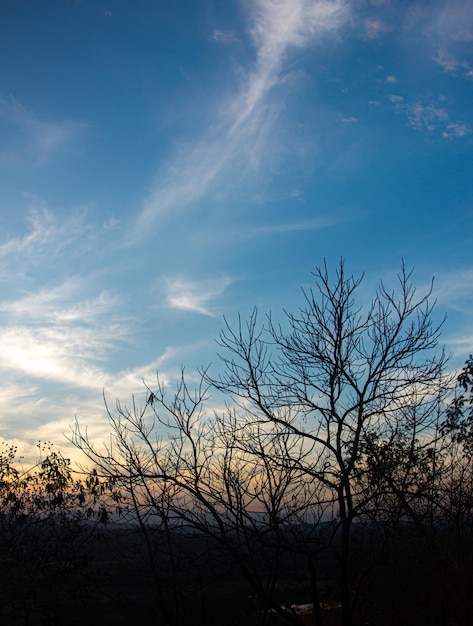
[442,121,471,138]
[0,309,130,388]
[212,29,240,44]
[0,326,107,386]
[0,348,180,466]
[433,49,473,80]
[0,202,57,259]
[0,96,91,165]
[136,0,351,232]
[0,200,94,279]
[423,1,473,43]
[240,215,343,239]
[164,276,233,316]
[445,335,473,359]
[0,309,183,461]
[452,28,473,42]
[364,18,390,39]
[0,283,120,324]
[433,267,473,315]
[406,101,449,132]
[388,93,470,138]
[0,276,129,392]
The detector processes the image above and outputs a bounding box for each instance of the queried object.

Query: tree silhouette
[0,442,106,626]
[72,261,455,626]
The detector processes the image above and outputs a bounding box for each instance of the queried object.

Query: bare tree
[72,369,319,625]
[210,260,449,625]
[72,261,451,626]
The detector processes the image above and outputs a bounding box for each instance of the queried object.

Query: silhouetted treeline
[2,263,473,625]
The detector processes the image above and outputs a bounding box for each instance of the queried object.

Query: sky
[0,0,472,462]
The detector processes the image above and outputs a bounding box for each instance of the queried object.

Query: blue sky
[0,0,472,460]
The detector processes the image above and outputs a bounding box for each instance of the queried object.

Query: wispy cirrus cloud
[433,267,473,315]
[0,343,178,463]
[164,276,233,317]
[444,335,473,359]
[0,278,128,387]
[432,267,473,359]
[0,199,97,281]
[233,214,346,240]
[0,279,174,456]
[0,282,120,324]
[136,0,350,233]
[0,325,112,385]
[0,95,91,166]
[0,205,57,262]
[0,324,169,394]
[212,29,240,44]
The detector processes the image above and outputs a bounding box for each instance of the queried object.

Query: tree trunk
[340,516,353,626]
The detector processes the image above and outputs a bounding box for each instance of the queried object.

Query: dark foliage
[443,355,473,454]
[3,264,473,625]
[0,442,107,626]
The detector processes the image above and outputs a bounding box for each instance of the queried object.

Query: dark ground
[1,521,472,626]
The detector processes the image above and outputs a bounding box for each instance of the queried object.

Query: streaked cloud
[433,267,473,315]
[240,215,344,239]
[212,29,240,44]
[164,276,233,316]
[0,347,178,463]
[445,335,473,359]
[0,325,111,385]
[0,283,120,324]
[0,205,57,263]
[136,0,351,232]
[0,200,93,279]
[0,284,127,388]
[433,267,473,359]
[0,96,91,165]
